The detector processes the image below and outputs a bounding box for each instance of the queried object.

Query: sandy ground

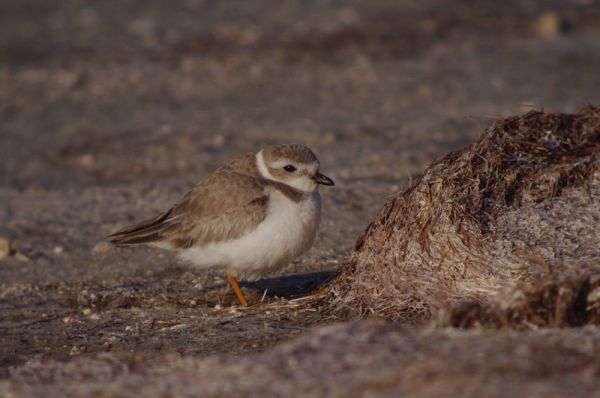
[5,322,600,397]
[2,0,600,394]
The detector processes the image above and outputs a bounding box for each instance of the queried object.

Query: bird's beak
[313,171,335,186]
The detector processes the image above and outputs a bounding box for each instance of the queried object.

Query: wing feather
[108,172,269,247]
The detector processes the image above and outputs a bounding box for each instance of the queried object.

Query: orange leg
[226,270,249,307]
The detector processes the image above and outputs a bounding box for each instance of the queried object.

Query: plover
[109,144,334,306]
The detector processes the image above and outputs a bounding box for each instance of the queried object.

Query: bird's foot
[226,270,249,307]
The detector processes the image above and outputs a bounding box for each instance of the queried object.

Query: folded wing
[108,172,269,248]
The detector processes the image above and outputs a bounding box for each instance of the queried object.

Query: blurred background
[2,0,600,371]
[1,0,600,281]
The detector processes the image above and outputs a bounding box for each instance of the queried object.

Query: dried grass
[440,266,600,328]
[322,107,600,324]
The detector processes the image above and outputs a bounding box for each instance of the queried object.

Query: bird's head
[256,144,334,192]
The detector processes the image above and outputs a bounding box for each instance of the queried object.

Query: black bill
[313,171,335,186]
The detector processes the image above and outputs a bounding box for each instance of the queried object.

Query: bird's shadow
[241,271,337,299]
[203,271,337,299]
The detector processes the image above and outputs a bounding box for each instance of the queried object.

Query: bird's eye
[283,165,296,172]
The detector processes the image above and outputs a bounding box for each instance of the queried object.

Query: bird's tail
[108,209,173,245]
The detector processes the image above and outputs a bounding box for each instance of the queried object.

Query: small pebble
[14,253,29,262]
[91,241,113,255]
[212,134,226,147]
[0,238,9,260]
[78,154,94,167]
[536,11,564,39]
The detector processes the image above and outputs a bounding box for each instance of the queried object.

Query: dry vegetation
[324,107,600,325]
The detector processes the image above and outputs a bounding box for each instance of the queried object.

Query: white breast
[179,190,321,278]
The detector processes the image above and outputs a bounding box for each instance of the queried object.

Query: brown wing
[108,172,269,247]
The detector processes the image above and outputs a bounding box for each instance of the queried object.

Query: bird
[108,144,334,306]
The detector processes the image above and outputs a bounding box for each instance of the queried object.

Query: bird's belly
[179,191,321,277]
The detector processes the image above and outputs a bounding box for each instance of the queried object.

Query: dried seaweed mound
[325,107,600,324]
[441,266,600,328]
